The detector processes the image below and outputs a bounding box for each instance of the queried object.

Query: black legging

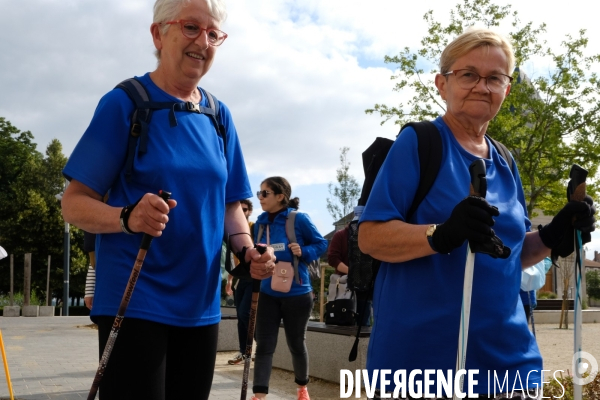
[252,292,313,394]
[96,316,218,400]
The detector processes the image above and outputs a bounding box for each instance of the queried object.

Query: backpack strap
[115,78,152,183]
[256,224,265,244]
[201,89,228,158]
[401,121,443,223]
[486,135,514,173]
[285,211,301,284]
[115,78,228,182]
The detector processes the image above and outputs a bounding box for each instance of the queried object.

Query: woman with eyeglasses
[251,177,328,400]
[358,28,595,399]
[60,0,275,399]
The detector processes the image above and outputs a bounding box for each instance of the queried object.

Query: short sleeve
[63,89,133,196]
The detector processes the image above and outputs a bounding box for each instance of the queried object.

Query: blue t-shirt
[254,208,328,297]
[360,117,542,394]
[63,73,252,327]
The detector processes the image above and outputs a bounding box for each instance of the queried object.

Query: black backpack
[115,77,228,182]
[347,120,513,361]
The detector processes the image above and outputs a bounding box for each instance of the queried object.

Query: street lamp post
[62,220,70,316]
[56,179,70,316]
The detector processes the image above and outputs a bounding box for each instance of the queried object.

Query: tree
[556,255,575,329]
[326,147,361,222]
[587,269,600,300]
[0,118,87,303]
[366,0,600,216]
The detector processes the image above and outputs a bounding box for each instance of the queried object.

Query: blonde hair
[439,27,515,75]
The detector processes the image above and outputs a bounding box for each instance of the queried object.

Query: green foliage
[587,269,600,299]
[366,0,600,217]
[0,117,88,302]
[537,290,557,299]
[544,371,571,400]
[327,147,361,222]
[543,370,600,399]
[0,291,45,307]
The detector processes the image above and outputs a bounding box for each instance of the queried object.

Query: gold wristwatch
[426,224,437,251]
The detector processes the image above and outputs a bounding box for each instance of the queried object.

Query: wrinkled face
[436,46,511,124]
[258,183,285,213]
[152,0,220,82]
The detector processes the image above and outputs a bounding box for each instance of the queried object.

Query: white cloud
[2,0,600,234]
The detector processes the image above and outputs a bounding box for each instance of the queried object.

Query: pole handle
[251,244,268,292]
[469,159,487,198]
[567,164,587,202]
[140,191,172,250]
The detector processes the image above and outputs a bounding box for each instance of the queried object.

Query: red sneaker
[297,386,310,400]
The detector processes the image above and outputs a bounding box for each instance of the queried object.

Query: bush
[0,291,46,307]
[587,269,600,300]
[538,290,557,299]
[543,369,600,399]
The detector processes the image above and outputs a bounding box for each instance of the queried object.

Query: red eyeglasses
[163,20,228,46]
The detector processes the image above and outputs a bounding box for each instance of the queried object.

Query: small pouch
[271,261,294,293]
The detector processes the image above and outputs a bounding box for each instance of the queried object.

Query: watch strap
[426,224,439,252]
[120,198,141,235]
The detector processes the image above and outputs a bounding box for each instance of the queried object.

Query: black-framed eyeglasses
[443,69,513,93]
[242,208,248,212]
[256,190,274,199]
[163,20,228,46]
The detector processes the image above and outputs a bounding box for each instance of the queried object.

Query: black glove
[471,234,511,259]
[539,195,596,258]
[431,196,511,258]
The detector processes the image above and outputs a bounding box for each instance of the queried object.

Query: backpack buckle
[186,102,200,113]
[131,123,141,137]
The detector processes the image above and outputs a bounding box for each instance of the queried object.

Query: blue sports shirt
[360,117,542,394]
[63,73,252,327]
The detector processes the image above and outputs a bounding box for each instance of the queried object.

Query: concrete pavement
[0,316,289,400]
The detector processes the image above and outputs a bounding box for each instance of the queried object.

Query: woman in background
[251,176,328,400]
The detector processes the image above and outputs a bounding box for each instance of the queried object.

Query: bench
[218,310,239,352]
[535,299,574,310]
[272,321,371,383]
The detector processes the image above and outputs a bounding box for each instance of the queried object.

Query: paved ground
[0,317,291,400]
[1,317,599,399]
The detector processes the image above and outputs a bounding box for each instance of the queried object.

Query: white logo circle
[572,351,599,385]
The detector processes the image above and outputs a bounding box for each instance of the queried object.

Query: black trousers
[96,316,219,400]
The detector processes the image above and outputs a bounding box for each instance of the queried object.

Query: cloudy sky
[2,0,600,257]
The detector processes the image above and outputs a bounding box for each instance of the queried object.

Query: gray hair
[153,0,227,60]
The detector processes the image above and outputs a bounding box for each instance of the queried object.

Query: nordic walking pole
[528,290,536,338]
[87,190,171,400]
[0,329,15,400]
[454,159,486,400]
[240,245,267,400]
[567,164,587,400]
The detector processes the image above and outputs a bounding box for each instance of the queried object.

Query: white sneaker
[228,352,244,365]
